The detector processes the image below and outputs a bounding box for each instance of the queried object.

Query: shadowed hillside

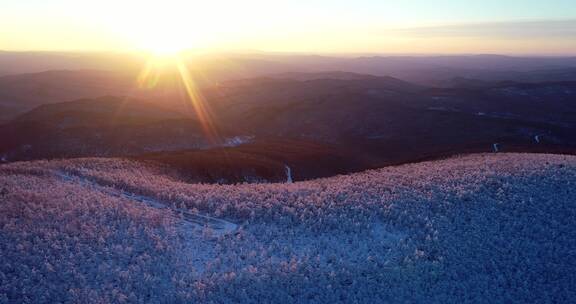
[1,76,575,183]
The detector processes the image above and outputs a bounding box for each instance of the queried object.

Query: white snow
[2,153,576,302]
[285,164,293,183]
[56,170,237,237]
[223,136,254,147]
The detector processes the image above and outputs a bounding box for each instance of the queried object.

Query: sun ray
[135,54,222,145]
[175,56,222,144]
[137,59,161,89]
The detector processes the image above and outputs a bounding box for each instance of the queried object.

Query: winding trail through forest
[54,170,238,237]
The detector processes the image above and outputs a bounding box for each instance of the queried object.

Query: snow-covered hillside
[1,153,575,303]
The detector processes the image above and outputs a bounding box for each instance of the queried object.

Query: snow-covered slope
[1,153,575,303]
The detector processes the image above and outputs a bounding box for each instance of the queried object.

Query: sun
[135,26,203,55]
[96,1,213,55]
[141,39,187,56]
[130,27,197,55]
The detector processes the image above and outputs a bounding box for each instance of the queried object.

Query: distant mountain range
[1,71,574,182]
[2,53,576,121]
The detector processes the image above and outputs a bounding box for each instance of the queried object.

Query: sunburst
[136,54,221,144]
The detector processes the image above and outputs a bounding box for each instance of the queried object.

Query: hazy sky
[1,0,575,54]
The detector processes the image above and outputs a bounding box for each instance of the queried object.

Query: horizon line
[1,49,575,58]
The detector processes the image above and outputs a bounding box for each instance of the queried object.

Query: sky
[1,0,575,55]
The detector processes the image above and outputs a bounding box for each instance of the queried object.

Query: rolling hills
[1,153,575,302]
[1,75,574,184]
